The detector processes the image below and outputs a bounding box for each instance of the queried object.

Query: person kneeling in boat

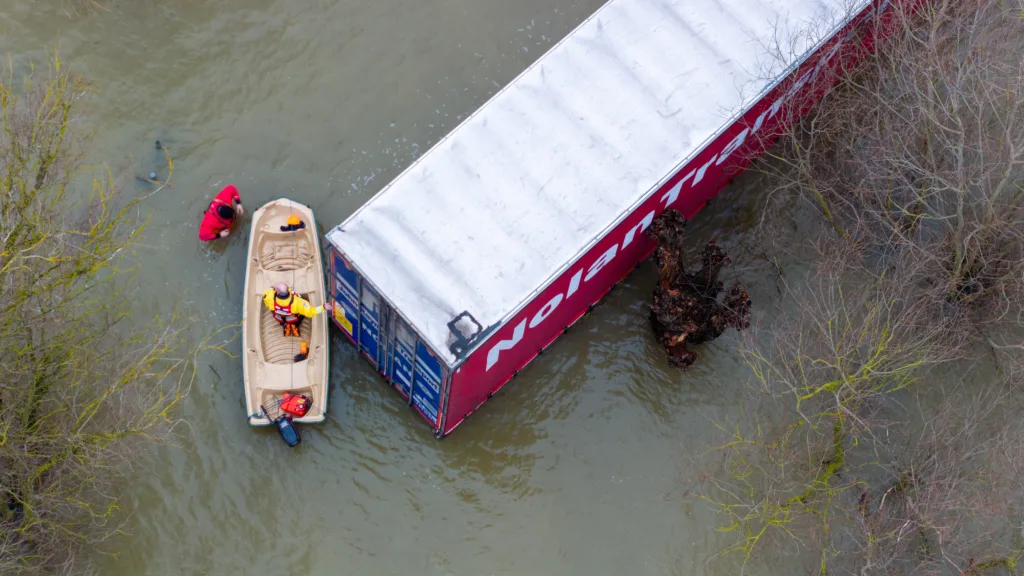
[263,282,332,337]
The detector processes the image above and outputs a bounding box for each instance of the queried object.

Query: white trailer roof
[327,0,866,366]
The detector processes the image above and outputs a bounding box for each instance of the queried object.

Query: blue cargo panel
[411,342,443,428]
[388,318,415,398]
[329,250,360,342]
[359,284,382,367]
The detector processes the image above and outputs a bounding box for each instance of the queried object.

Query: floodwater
[1,1,775,574]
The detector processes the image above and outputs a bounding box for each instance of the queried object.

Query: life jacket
[272,292,300,325]
[280,393,312,418]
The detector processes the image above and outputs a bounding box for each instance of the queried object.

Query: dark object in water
[155,140,163,150]
[275,416,302,447]
[647,209,751,368]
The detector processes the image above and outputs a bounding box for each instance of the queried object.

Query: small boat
[242,198,329,427]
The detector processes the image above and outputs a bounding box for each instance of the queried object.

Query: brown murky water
[1,1,778,574]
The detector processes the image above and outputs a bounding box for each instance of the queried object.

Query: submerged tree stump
[648,210,751,368]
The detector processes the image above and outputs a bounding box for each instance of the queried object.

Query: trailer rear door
[387,316,416,398]
[330,251,360,343]
[411,342,444,430]
[358,284,384,368]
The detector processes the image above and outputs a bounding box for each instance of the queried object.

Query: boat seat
[253,272,320,299]
[257,364,312,391]
[257,232,315,272]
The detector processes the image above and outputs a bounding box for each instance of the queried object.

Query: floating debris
[647,209,751,368]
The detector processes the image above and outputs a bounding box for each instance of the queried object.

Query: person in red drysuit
[198,185,245,241]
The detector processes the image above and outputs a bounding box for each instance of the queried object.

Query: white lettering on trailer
[566,269,583,299]
[487,319,527,371]
[623,211,656,249]
[530,294,564,329]
[484,25,855,373]
[693,154,718,186]
[716,128,751,166]
[585,245,618,283]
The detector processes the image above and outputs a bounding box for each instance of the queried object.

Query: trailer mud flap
[411,342,444,429]
[358,284,384,367]
[329,250,360,343]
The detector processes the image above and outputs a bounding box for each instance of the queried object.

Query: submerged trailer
[326,0,908,437]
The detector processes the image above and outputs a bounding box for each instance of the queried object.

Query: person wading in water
[263,282,333,337]
[198,184,245,241]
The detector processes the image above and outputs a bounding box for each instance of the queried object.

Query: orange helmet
[286,214,302,226]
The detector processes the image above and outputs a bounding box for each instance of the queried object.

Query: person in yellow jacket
[263,282,333,337]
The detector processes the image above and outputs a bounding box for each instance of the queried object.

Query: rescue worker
[263,282,333,337]
[198,184,245,241]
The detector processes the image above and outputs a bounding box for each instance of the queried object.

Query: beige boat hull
[242,199,329,425]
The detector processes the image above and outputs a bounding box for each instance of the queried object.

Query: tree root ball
[647,210,751,368]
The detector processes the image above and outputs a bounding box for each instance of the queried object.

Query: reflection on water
[2,1,779,574]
